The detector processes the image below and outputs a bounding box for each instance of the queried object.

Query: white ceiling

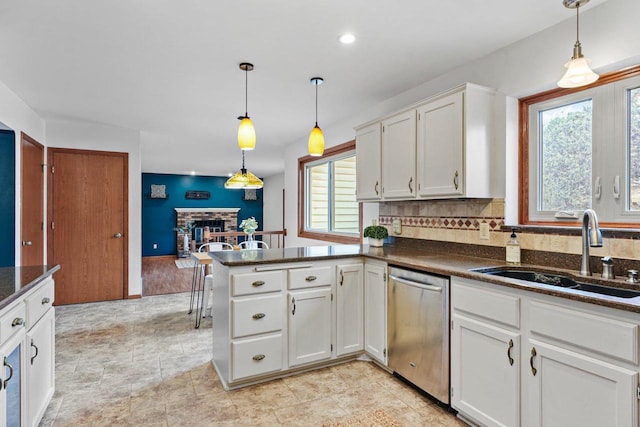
[0,0,607,178]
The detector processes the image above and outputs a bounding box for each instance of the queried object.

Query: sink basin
[475,267,640,299]
[478,268,580,288]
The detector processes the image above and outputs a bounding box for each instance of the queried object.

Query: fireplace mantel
[174,208,241,213]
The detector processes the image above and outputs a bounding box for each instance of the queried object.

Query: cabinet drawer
[231,294,283,338]
[25,278,55,329]
[232,271,283,296]
[452,280,520,328]
[288,266,333,290]
[231,334,283,381]
[529,300,639,364]
[0,302,27,343]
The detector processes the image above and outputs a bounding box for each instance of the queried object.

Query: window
[298,140,361,243]
[520,66,640,226]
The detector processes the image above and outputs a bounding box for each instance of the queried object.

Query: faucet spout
[580,209,603,276]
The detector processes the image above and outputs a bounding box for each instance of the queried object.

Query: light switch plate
[392,219,402,234]
[479,223,490,240]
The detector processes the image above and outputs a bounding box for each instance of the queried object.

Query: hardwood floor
[142,256,193,296]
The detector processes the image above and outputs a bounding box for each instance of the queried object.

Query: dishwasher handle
[389,274,443,292]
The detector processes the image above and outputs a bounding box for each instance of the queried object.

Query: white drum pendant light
[557,0,599,88]
[238,62,256,150]
[308,77,325,156]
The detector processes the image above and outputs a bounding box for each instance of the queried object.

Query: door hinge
[51,165,55,174]
[41,163,46,172]
[331,293,333,301]
[40,222,44,231]
[330,344,333,352]
[50,222,54,230]
[451,320,454,330]
[383,272,387,282]
[383,348,387,357]
[637,386,640,399]
[451,386,454,398]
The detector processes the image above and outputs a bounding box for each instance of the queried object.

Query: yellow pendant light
[224,150,263,189]
[557,0,599,88]
[308,77,325,156]
[238,62,256,150]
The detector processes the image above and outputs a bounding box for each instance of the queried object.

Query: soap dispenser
[506,228,521,265]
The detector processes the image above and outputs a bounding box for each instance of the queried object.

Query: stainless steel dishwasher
[387,266,450,404]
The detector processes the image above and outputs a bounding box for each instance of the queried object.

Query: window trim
[298,140,362,244]
[519,64,640,228]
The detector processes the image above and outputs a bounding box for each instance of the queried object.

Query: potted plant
[173,221,195,253]
[363,225,388,247]
[239,217,259,248]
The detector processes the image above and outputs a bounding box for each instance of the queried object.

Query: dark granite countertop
[211,245,640,313]
[0,265,60,311]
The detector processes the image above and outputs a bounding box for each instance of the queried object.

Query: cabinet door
[27,309,54,427]
[336,264,364,356]
[364,262,387,365]
[0,330,25,427]
[417,91,464,197]
[526,339,638,427]
[355,123,382,201]
[451,314,520,427]
[381,110,416,199]
[288,288,332,367]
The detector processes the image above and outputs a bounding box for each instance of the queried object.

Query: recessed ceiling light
[227,172,233,177]
[338,33,356,44]
[190,170,196,176]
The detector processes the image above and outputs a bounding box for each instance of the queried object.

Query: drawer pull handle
[374,181,379,196]
[252,280,265,287]
[339,270,344,286]
[42,297,51,305]
[453,170,459,190]
[252,354,265,361]
[252,313,266,320]
[30,339,39,365]
[11,318,24,327]
[530,347,537,376]
[507,339,514,366]
[3,356,13,389]
[291,297,296,315]
[408,176,413,193]
[305,275,317,282]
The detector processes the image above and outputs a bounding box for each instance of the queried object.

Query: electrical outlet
[479,223,490,240]
[392,219,402,234]
[153,243,158,249]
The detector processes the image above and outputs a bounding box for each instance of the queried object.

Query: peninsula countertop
[0,265,60,311]
[209,244,640,313]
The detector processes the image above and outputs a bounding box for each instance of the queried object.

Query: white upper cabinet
[381,110,416,200]
[355,123,382,201]
[355,83,497,202]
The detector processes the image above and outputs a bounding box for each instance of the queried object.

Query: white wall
[0,80,46,265]
[283,0,640,246]
[46,119,142,296]
[262,173,284,232]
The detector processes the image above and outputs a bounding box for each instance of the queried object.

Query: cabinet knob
[252,354,266,361]
[252,280,265,287]
[41,297,51,305]
[252,313,266,320]
[11,318,24,327]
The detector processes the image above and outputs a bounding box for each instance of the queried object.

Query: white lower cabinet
[336,263,364,356]
[364,261,387,365]
[526,339,637,427]
[26,308,55,427]
[1,328,25,427]
[231,334,283,381]
[288,287,332,367]
[451,276,640,427]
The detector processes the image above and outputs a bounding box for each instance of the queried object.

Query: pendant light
[308,77,325,157]
[237,62,256,150]
[224,150,263,189]
[557,0,599,88]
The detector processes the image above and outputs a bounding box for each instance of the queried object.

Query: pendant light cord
[314,81,318,126]
[245,67,249,118]
[576,3,580,43]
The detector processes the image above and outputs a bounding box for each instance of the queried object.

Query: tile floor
[41,292,466,426]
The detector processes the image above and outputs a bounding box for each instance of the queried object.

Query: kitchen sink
[475,267,640,299]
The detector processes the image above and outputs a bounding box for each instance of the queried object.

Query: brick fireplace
[175,208,241,254]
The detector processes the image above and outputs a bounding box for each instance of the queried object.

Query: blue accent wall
[141,173,263,257]
[0,130,15,267]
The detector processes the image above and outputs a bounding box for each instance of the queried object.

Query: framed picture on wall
[150,184,167,199]
[243,188,257,201]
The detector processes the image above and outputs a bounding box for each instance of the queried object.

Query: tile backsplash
[378,199,640,261]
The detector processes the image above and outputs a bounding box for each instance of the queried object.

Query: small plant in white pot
[363,225,388,247]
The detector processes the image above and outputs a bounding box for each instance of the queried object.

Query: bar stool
[199,242,234,319]
[189,252,212,329]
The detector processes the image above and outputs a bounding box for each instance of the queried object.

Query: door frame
[20,132,44,266]
[47,147,130,299]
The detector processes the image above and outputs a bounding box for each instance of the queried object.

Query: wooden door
[20,133,44,266]
[48,148,128,305]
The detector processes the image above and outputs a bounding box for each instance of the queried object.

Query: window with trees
[298,140,361,243]
[520,66,640,226]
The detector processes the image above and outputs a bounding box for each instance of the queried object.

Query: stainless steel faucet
[580,209,603,276]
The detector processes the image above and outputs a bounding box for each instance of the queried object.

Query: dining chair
[238,240,269,249]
